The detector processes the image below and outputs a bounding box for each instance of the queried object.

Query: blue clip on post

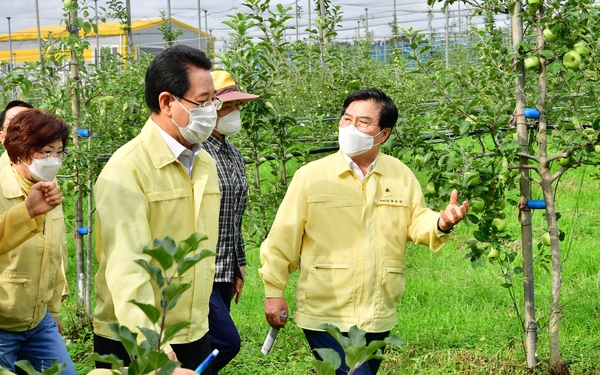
[194,349,219,374]
[527,200,546,209]
[523,108,540,119]
[77,129,89,138]
[77,227,88,235]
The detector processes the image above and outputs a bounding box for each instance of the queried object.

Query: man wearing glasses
[260,89,469,374]
[93,45,220,373]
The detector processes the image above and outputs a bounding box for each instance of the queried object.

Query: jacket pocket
[380,262,406,314]
[302,261,355,318]
[0,271,34,325]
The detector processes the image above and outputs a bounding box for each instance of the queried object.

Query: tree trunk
[69,1,86,317]
[512,2,537,368]
[535,6,568,373]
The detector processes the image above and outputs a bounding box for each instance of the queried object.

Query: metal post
[319,0,326,44]
[357,20,360,39]
[445,6,449,68]
[197,0,202,50]
[365,8,369,34]
[167,0,172,32]
[295,0,299,41]
[126,0,133,55]
[204,10,208,37]
[7,17,13,73]
[35,0,42,61]
[307,0,311,45]
[95,0,100,65]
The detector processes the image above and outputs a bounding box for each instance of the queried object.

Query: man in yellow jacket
[260,88,469,375]
[93,45,221,374]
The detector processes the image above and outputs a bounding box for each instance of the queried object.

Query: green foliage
[157,11,183,47]
[313,324,405,375]
[92,233,215,374]
[13,360,67,375]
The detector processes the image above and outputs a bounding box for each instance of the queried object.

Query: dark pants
[208,282,241,373]
[303,329,390,375]
[94,332,212,374]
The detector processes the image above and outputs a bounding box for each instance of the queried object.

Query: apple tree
[410,0,600,373]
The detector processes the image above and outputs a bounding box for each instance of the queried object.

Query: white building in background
[0,18,214,68]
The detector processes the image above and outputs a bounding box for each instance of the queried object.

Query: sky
[0,0,510,52]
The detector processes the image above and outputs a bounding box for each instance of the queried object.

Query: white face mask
[338,125,384,157]
[24,157,62,182]
[171,97,217,144]
[216,110,242,136]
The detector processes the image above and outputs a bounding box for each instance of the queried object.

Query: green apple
[487,248,500,261]
[594,144,600,154]
[63,0,74,7]
[414,154,424,166]
[497,198,506,210]
[527,0,541,4]
[573,41,591,57]
[563,50,582,70]
[105,96,116,109]
[557,157,570,167]
[470,198,485,213]
[120,23,130,31]
[524,56,540,70]
[426,181,436,195]
[543,28,559,43]
[542,232,551,247]
[492,218,507,232]
[465,172,481,187]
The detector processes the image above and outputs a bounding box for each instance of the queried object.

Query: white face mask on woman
[171,97,217,144]
[338,125,384,157]
[24,157,62,182]
[216,110,242,136]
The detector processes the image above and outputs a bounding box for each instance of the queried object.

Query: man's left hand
[232,265,245,304]
[439,189,469,232]
[53,316,63,335]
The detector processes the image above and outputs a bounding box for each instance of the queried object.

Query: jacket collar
[142,118,210,171]
[0,165,24,199]
[334,150,383,177]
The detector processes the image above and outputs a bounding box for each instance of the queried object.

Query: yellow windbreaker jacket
[93,119,219,353]
[260,151,449,333]
[0,166,66,331]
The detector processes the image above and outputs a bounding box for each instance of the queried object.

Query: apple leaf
[129,300,161,324]
[134,260,165,288]
[174,232,208,262]
[142,246,173,271]
[384,334,406,346]
[348,325,367,347]
[314,348,342,370]
[539,49,555,60]
[312,358,336,375]
[153,236,178,256]
[139,327,159,350]
[162,320,191,344]
[163,280,192,310]
[87,353,124,369]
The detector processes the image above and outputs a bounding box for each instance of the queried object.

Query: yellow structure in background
[0,18,214,64]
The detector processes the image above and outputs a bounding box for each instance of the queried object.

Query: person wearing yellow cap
[202,71,259,373]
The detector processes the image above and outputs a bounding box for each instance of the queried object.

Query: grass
[60,161,600,374]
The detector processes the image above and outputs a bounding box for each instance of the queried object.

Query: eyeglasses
[221,100,245,110]
[180,97,223,110]
[36,150,68,161]
[339,115,379,132]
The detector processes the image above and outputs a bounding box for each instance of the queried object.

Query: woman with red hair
[0,108,75,374]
